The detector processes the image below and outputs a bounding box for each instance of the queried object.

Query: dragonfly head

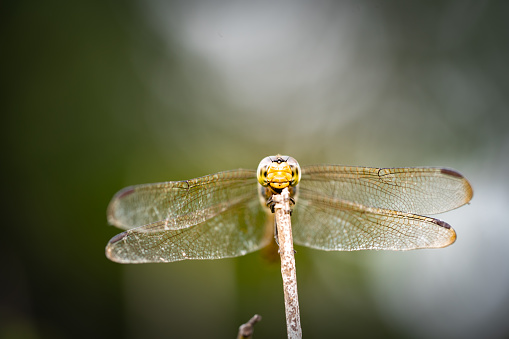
[257,155,301,190]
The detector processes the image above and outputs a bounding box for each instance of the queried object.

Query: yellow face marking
[266,162,293,189]
[257,155,301,189]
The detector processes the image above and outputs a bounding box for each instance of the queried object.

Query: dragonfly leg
[267,195,276,213]
[266,195,295,215]
[289,196,295,216]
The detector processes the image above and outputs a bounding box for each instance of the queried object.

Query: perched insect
[106,155,473,263]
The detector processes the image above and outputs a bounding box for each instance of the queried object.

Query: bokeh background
[2,0,509,338]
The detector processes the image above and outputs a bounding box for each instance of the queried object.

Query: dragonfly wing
[292,191,456,251]
[108,169,258,230]
[300,166,473,215]
[106,196,272,263]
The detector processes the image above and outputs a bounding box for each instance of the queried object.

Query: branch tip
[237,314,262,339]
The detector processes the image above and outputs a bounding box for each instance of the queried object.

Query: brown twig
[237,314,262,339]
[273,188,302,338]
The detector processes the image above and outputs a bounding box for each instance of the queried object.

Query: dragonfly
[106,155,473,263]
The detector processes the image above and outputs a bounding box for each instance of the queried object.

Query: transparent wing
[292,191,456,251]
[300,166,473,215]
[106,193,272,263]
[108,169,258,230]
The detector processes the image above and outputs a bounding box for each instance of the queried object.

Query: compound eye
[286,157,301,186]
[257,156,273,186]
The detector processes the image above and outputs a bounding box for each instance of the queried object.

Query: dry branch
[237,314,262,339]
[273,188,302,338]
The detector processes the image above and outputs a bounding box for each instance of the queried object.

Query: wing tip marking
[440,168,474,203]
[435,219,452,229]
[433,218,457,247]
[105,231,128,263]
[115,187,135,199]
[109,231,127,244]
[107,187,135,226]
[440,168,463,179]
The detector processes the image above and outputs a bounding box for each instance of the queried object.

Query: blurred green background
[2,0,509,338]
